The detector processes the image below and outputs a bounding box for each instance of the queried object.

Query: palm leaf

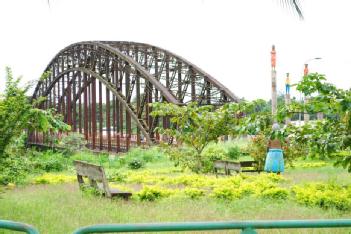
[279,0,304,20]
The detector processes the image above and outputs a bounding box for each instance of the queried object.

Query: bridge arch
[29,41,238,152]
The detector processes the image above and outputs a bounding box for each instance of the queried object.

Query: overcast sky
[0,0,350,100]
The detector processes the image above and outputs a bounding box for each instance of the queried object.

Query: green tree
[151,102,241,172]
[0,67,70,157]
[286,73,351,167]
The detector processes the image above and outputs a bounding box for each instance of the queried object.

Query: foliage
[125,147,165,163]
[292,182,351,211]
[33,173,76,184]
[121,168,289,202]
[227,145,241,160]
[0,148,70,185]
[124,147,165,170]
[291,162,328,168]
[260,187,289,200]
[285,73,351,167]
[183,188,205,199]
[201,144,228,173]
[245,133,268,169]
[0,68,70,184]
[71,151,112,167]
[137,186,173,201]
[59,132,87,155]
[80,184,104,197]
[151,101,270,172]
[127,158,145,170]
[151,102,240,172]
[0,154,30,185]
[29,150,68,172]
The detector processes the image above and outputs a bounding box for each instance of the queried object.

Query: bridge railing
[2,219,351,233]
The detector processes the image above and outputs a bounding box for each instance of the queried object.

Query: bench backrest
[73,160,111,197]
[213,160,227,169]
[240,161,257,167]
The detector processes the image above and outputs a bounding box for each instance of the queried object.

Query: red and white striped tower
[285,73,291,124]
[271,45,277,122]
[303,64,310,123]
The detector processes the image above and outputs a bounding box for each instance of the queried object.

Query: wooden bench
[73,160,132,200]
[214,160,262,176]
[240,160,263,173]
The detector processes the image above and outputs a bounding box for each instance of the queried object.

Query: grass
[1,183,350,234]
[1,142,351,233]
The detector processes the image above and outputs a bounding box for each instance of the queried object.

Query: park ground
[1,142,351,234]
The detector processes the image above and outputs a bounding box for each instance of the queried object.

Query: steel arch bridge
[29,41,239,152]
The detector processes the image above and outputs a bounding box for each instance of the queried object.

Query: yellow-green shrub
[300,162,327,168]
[259,187,289,200]
[183,188,205,199]
[292,182,351,210]
[33,173,76,184]
[137,186,174,201]
[211,186,243,200]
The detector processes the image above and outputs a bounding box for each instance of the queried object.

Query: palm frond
[279,0,304,20]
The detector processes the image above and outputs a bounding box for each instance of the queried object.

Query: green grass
[1,143,351,234]
[1,183,350,234]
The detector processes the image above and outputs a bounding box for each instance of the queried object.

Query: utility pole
[271,45,277,122]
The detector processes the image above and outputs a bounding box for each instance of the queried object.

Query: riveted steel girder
[29,41,239,153]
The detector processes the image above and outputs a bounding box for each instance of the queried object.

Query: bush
[71,151,109,166]
[201,144,228,173]
[106,170,127,182]
[292,182,351,210]
[212,186,243,200]
[183,188,205,199]
[227,146,241,160]
[59,132,87,155]
[29,150,68,172]
[127,158,144,170]
[259,187,289,200]
[78,184,104,197]
[137,186,173,201]
[0,155,30,185]
[33,173,76,184]
[245,133,267,169]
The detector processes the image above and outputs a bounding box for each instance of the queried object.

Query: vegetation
[0,68,69,184]
[1,68,351,233]
[1,147,351,234]
[282,73,351,168]
[151,102,239,172]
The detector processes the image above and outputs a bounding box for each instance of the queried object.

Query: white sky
[0,0,350,100]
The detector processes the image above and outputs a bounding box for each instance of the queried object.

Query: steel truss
[29,41,239,152]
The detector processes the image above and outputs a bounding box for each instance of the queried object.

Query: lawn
[1,153,351,234]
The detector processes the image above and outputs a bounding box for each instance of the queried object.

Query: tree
[151,102,241,172]
[0,67,70,157]
[286,73,351,168]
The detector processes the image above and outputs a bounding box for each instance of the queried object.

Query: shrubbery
[201,144,228,173]
[128,158,144,169]
[292,182,351,211]
[0,155,30,185]
[137,186,173,201]
[33,173,76,184]
[227,145,241,160]
[59,132,87,154]
[183,188,205,199]
[29,150,68,172]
